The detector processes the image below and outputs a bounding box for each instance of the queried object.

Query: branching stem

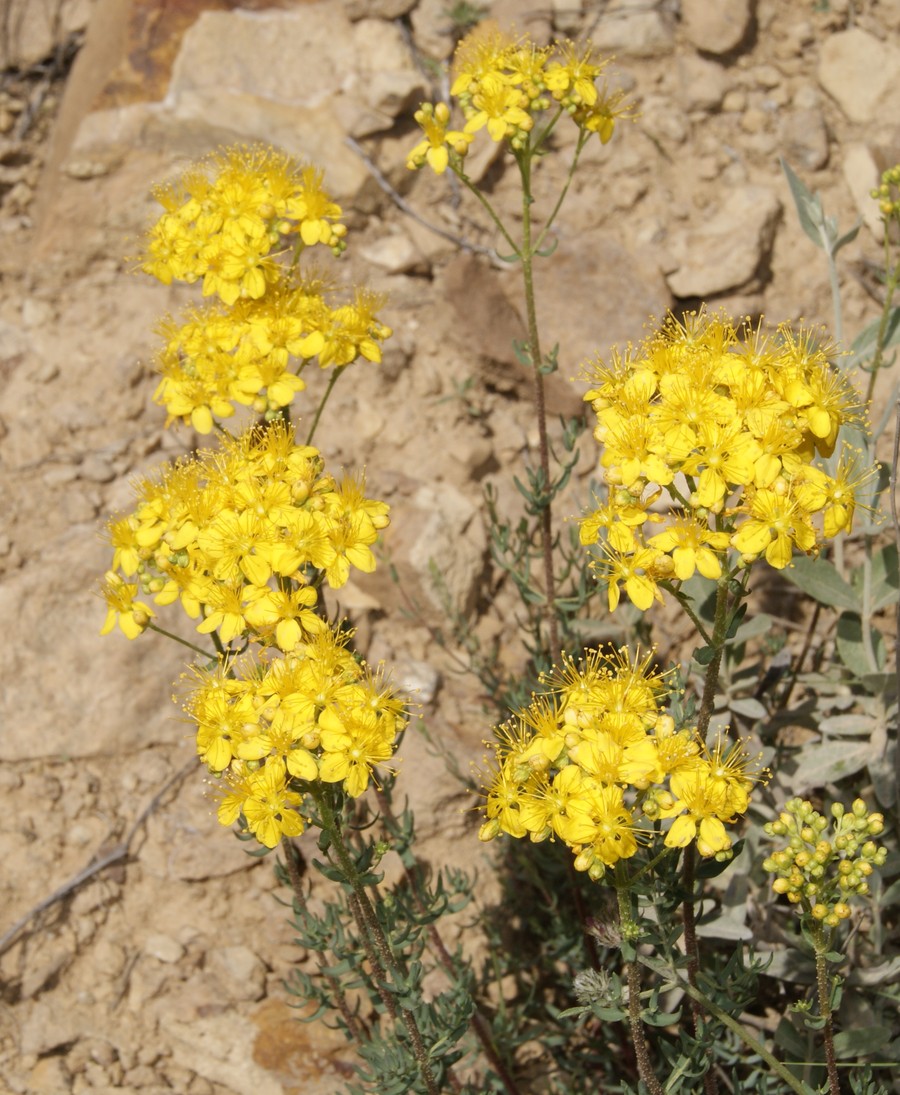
[312,787,440,1095]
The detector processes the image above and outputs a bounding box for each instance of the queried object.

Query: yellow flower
[318,706,397,797]
[191,681,259,772]
[593,543,670,612]
[464,74,533,142]
[648,515,731,581]
[731,486,817,568]
[242,582,324,651]
[544,42,607,108]
[519,764,585,842]
[241,762,306,848]
[564,784,640,866]
[407,102,473,174]
[664,735,766,857]
[99,572,155,639]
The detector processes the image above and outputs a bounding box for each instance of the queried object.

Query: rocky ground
[1,1,899,1092]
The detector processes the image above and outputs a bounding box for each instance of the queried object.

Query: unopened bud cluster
[762,798,886,928]
[871,163,900,221]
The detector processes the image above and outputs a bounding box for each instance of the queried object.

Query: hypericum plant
[96,18,899,1095]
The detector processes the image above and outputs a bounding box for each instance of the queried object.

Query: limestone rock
[531,231,672,376]
[370,478,487,618]
[664,186,782,299]
[160,1008,286,1095]
[678,53,729,113]
[0,0,94,69]
[681,0,754,56]
[359,228,428,274]
[207,945,267,1003]
[780,106,829,172]
[593,0,675,58]
[818,28,900,124]
[342,0,416,17]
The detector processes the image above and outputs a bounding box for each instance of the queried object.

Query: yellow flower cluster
[478,648,765,877]
[762,798,887,929]
[580,311,866,611]
[142,145,346,296]
[187,626,406,847]
[153,282,390,433]
[101,420,389,649]
[140,145,391,433]
[407,29,630,171]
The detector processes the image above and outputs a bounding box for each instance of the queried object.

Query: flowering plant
[94,22,899,1095]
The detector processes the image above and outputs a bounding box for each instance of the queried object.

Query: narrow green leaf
[725,602,748,640]
[848,306,900,366]
[869,543,899,611]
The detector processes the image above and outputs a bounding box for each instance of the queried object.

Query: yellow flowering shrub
[579,311,868,611]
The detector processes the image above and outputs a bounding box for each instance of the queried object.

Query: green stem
[312,786,440,1095]
[864,241,900,405]
[681,846,719,1095]
[305,365,346,446]
[372,788,523,1095]
[823,236,844,350]
[532,129,588,253]
[516,149,559,661]
[695,577,731,740]
[146,622,217,660]
[860,533,879,673]
[812,928,842,1095]
[641,957,813,1095]
[662,583,714,647]
[455,171,520,256]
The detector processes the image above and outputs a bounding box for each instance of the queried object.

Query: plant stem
[373,788,524,1095]
[812,928,842,1095]
[146,621,217,660]
[313,787,441,1095]
[891,398,900,829]
[516,149,559,661]
[695,577,731,740]
[305,365,345,446]
[615,876,664,1095]
[680,578,734,1095]
[681,845,719,1095]
[643,957,814,1095]
[864,239,900,405]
